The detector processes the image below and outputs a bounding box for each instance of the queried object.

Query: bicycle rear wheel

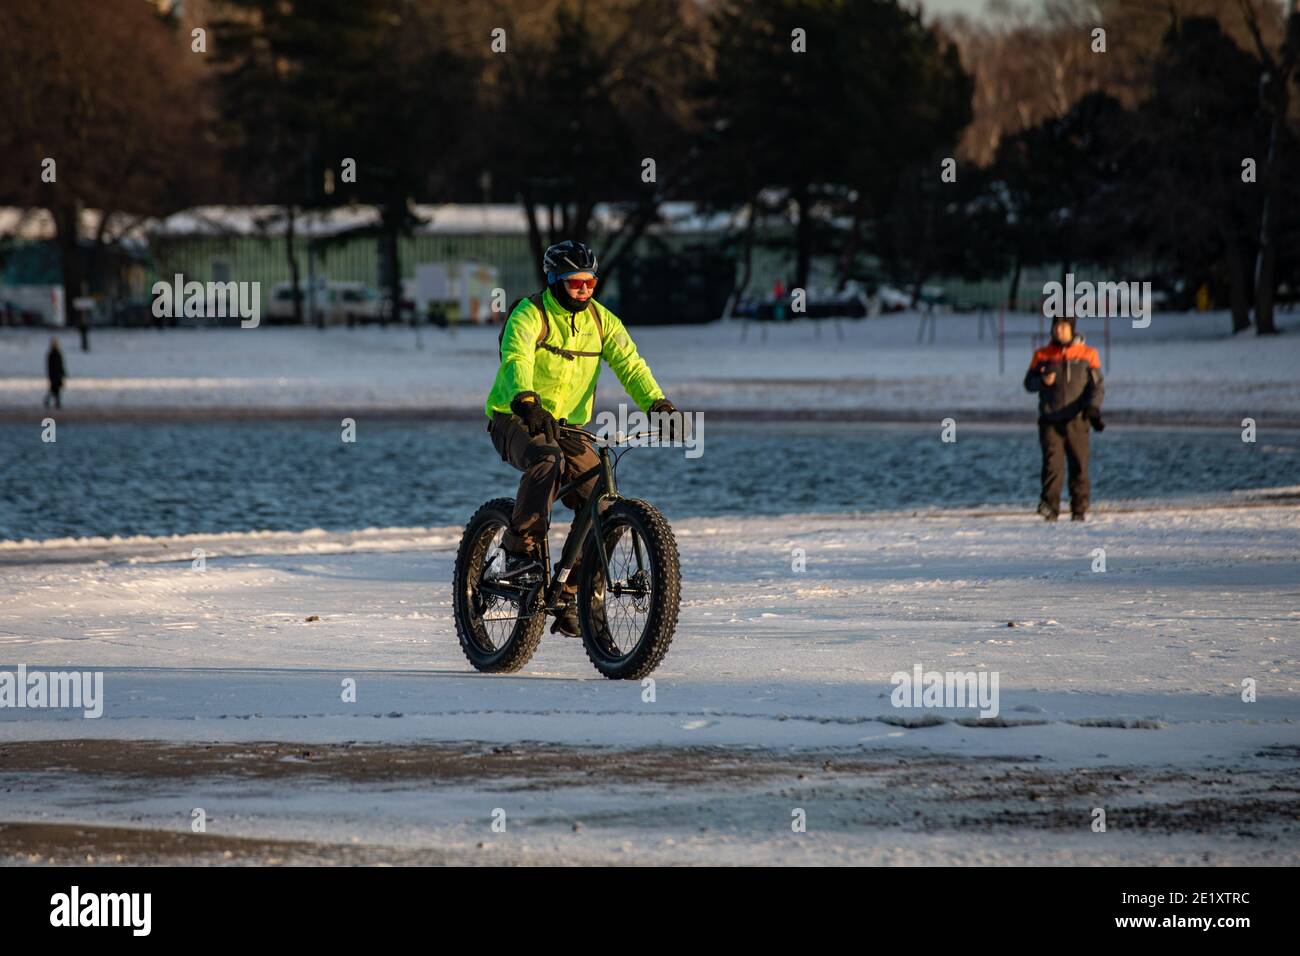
[452,498,546,673]
[576,498,680,680]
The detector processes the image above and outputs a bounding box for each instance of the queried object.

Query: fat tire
[452,497,546,673]
[576,498,680,680]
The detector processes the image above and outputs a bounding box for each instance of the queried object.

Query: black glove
[511,392,558,443]
[649,398,684,441]
[1088,410,1105,432]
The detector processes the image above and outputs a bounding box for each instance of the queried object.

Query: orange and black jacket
[1024,336,1104,423]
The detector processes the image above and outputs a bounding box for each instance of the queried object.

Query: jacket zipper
[569,312,576,378]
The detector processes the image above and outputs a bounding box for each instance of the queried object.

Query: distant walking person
[1024,317,1105,521]
[45,337,66,409]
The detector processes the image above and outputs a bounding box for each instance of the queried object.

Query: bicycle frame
[544,425,618,605]
[480,424,651,615]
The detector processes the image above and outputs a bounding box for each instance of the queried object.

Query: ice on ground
[2,505,1295,752]
[2,504,1297,863]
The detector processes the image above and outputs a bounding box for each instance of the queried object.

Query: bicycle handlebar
[557,423,663,448]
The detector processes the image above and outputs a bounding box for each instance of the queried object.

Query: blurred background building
[1,0,1297,333]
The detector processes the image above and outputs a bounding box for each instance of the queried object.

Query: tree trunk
[521,187,545,280]
[285,206,302,326]
[86,209,111,312]
[1224,234,1252,333]
[1249,0,1298,337]
[598,198,659,285]
[794,186,812,291]
[572,197,593,242]
[1253,118,1281,335]
[1007,255,1023,311]
[835,198,865,291]
[380,197,404,325]
[734,196,758,301]
[53,200,87,350]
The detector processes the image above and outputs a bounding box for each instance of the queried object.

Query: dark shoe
[1071,512,1086,522]
[550,589,581,637]
[1037,502,1059,522]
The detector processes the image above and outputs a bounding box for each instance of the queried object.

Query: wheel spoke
[473,526,526,651]
[454,499,549,674]
[589,522,653,657]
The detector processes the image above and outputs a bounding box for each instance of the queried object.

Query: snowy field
[2,312,1297,865]
[3,311,1300,424]
[2,504,1297,865]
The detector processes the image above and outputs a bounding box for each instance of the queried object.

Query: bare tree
[480,0,710,283]
[0,0,214,346]
[1239,0,1300,334]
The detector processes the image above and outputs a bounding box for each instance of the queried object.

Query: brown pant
[1039,416,1091,516]
[487,413,603,566]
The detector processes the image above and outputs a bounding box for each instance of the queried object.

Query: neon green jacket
[484,287,665,425]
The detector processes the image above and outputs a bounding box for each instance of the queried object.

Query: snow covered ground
[2,504,1297,864]
[3,311,1299,424]
[2,311,1296,864]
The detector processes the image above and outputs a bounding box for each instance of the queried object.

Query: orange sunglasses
[563,276,598,290]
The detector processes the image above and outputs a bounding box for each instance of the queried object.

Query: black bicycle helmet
[543,240,598,283]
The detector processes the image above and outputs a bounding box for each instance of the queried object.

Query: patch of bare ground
[2,740,1297,864]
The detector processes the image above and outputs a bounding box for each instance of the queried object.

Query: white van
[266,282,307,324]
[265,280,385,325]
[333,282,385,326]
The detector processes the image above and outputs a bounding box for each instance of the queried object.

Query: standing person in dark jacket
[1024,317,1105,521]
[45,337,66,409]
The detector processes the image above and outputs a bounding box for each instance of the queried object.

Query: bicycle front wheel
[576,498,680,680]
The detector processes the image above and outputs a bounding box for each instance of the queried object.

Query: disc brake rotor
[627,568,651,612]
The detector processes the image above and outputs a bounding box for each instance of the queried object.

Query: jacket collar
[542,286,563,315]
[543,286,597,319]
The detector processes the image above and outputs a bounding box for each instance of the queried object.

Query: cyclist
[484,239,681,635]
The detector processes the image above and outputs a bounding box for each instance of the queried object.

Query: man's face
[1052,320,1073,344]
[562,272,597,303]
